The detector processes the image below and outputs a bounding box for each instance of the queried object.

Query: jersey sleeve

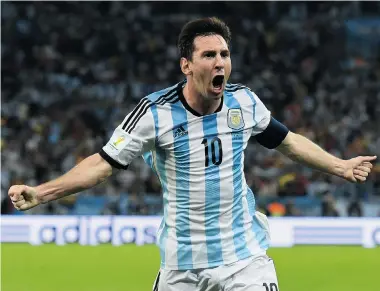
[100,105,155,169]
[250,91,271,136]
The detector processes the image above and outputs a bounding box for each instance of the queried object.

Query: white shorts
[152,254,279,291]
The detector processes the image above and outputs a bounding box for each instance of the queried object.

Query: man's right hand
[8,185,40,211]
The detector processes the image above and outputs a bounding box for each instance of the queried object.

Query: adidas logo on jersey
[174,126,188,138]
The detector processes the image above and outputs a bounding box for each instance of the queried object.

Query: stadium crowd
[2,2,380,216]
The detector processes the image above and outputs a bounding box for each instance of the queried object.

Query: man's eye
[205,53,214,58]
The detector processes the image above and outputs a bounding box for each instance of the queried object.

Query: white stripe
[185,112,206,265]
[216,113,239,263]
[242,184,259,252]
[156,105,178,269]
[241,129,261,253]
[232,89,252,105]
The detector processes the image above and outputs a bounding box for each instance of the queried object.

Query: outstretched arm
[248,91,376,183]
[276,132,376,183]
[8,153,113,211]
[9,100,156,212]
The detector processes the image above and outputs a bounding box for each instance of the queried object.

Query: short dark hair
[178,17,232,60]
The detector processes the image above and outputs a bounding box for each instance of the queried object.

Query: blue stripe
[171,102,193,269]
[244,89,257,124]
[142,151,154,173]
[147,101,169,266]
[245,88,268,249]
[241,88,268,250]
[144,84,182,268]
[247,188,269,249]
[143,104,159,175]
[225,92,252,259]
[202,114,223,265]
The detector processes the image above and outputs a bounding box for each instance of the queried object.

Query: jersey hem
[160,250,267,271]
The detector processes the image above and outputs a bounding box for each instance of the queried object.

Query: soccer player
[9,17,376,291]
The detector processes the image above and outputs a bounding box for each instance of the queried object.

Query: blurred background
[1,2,380,291]
[2,1,380,217]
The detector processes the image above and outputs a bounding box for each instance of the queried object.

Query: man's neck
[182,83,222,116]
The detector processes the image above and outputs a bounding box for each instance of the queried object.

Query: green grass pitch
[1,244,379,291]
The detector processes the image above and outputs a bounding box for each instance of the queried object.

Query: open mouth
[212,75,224,90]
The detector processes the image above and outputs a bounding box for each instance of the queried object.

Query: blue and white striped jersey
[101,80,271,270]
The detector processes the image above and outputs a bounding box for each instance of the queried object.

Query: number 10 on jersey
[201,137,223,167]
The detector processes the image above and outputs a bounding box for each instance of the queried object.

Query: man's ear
[180,57,192,75]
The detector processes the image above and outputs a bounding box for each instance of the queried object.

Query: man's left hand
[343,156,377,183]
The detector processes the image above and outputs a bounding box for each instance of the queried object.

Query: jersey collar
[177,80,224,117]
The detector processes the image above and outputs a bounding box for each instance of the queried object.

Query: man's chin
[214,93,223,99]
[204,93,222,101]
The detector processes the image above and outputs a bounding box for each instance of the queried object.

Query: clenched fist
[8,185,40,211]
[343,156,377,183]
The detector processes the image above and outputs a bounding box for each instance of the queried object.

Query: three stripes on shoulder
[122,82,251,134]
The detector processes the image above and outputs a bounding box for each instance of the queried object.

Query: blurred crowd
[2,2,380,216]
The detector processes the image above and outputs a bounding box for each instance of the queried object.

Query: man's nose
[215,54,225,71]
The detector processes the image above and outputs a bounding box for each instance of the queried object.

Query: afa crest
[227,108,245,130]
